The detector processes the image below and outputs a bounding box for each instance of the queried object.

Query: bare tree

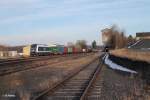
[75,40,87,49]
[67,42,74,47]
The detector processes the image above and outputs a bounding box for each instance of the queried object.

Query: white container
[9,51,18,57]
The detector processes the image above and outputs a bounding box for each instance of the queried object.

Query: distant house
[136,32,150,40]
[0,45,25,58]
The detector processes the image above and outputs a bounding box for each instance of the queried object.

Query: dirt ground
[100,65,150,100]
[0,53,99,99]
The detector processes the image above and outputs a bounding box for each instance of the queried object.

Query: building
[0,45,25,58]
[101,28,113,47]
[0,51,18,58]
[136,32,150,40]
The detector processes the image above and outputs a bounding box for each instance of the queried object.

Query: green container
[49,47,59,54]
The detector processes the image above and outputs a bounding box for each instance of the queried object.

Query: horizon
[0,0,150,46]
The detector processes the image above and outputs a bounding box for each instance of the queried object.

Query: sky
[0,0,150,46]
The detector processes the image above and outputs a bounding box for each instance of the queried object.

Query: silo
[101,28,113,47]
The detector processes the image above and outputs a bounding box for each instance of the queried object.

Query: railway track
[0,53,93,76]
[80,61,104,100]
[0,53,91,65]
[33,54,105,100]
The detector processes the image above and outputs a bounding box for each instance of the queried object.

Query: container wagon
[73,47,82,53]
[58,46,64,54]
[49,47,59,54]
[49,46,65,54]
[64,47,68,54]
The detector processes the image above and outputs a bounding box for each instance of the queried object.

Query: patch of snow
[102,54,107,60]
[104,54,137,74]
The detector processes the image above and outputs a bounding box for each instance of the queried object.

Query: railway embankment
[109,49,150,85]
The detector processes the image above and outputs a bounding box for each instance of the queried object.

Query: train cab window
[45,47,49,51]
[38,47,44,51]
[38,47,49,51]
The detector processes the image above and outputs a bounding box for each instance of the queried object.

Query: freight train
[23,44,91,57]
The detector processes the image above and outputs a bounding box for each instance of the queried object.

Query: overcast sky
[0,0,150,46]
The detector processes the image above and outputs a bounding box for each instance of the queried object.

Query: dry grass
[110,49,150,63]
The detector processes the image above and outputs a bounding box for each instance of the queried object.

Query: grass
[110,49,150,63]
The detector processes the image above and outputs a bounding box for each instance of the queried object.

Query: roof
[48,44,64,47]
[136,32,150,37]
[101,28,111,33]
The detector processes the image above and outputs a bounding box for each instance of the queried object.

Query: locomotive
[23,44,51,56]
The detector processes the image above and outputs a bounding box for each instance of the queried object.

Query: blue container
[59,47,64,54]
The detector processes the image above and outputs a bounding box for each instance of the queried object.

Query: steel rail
[80,54,106,100]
